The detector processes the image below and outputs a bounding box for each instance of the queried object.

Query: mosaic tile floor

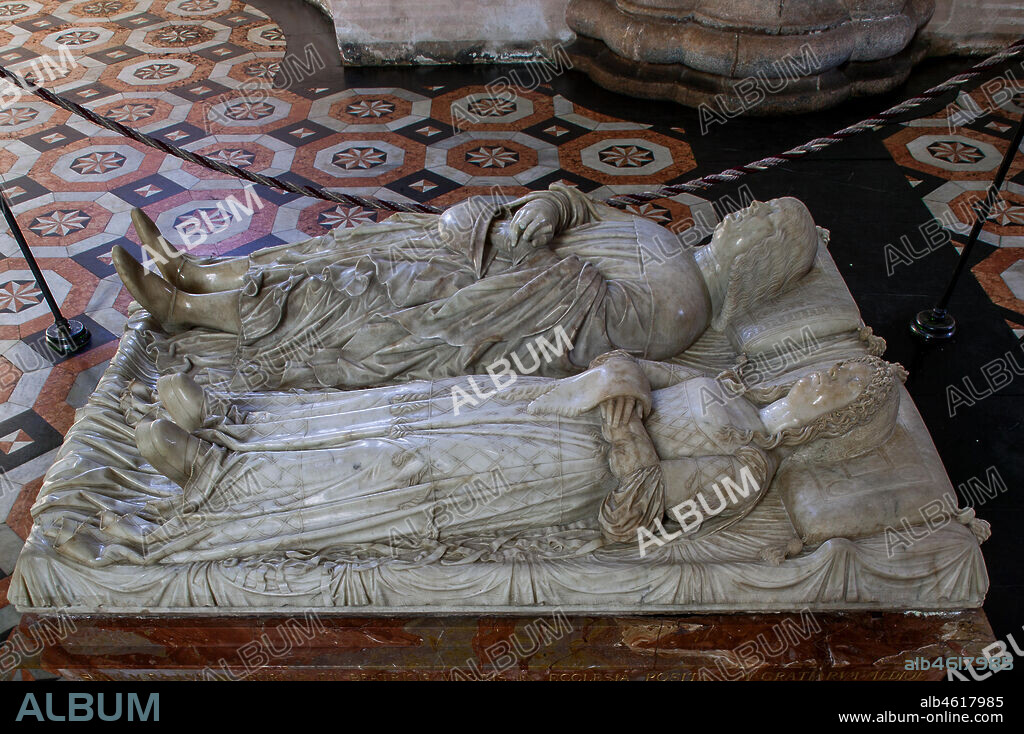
[1,0,1023,678]
[881,80,1024,331]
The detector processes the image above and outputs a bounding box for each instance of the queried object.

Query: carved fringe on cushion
[858,325,887,357]
[599,464,665,544]
[956,507,992,543]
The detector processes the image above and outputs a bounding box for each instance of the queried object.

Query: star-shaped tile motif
[70,151,127,175]
[29,209,92,237]
[0,281,41,313]
[332,147,387,170]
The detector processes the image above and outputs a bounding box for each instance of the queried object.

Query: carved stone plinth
[11,610,996,681]
[566,0,935,114]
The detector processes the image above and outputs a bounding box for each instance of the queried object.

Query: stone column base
[566,35,930,116]
[566,0,935,114]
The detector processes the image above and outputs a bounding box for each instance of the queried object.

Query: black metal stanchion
[0,183,90,355]
[910,111,1024,341]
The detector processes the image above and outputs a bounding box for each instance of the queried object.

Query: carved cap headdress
[716,355,909,462]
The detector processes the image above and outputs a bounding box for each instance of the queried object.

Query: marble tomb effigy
[9,186,989,613]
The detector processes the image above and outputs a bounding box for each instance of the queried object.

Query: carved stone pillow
[724,241,864,359]
[777,390,960,546]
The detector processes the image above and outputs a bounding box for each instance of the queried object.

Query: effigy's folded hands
[506,196,560,251]
[526,350,652,419]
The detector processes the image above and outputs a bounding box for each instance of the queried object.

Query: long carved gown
[216,185,709,390]
[98,370,775,566]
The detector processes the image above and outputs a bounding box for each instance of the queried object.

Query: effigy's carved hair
[715,356,908,461]
[712,198,819,331]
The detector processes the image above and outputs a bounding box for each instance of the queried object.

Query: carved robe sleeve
[507,183,615,233]
[598,414,664,544]
[598,444,777,544]
[599,464,666,544]
[659,446,777,538]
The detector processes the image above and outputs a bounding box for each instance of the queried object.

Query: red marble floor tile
[3,62,93,97]
[17,203,115,251]
[0,357,22,405]
[32,369,78,436]
[179,139,288,182]
[186,88,311,136]
[124,189,282,258]
[621,199,704,232]
[973,246,1024,313]
[113,286,134,317]
[446,137,540,179]
[947,190,1024,237]
[23,26,131,59]
[959,77,1022,127]
[67,0,143,17]
[99,54,219,94]
[290,131,427,189]
[15,260,99,340]
[0,575,10,609]
[32,341,118,435]
[328,93,417,127]
[430,85,556,132]
[294,201,378,234]
[219,55,282,86]
[0,147,18,177]
[0,430,30,455]
[6,477,44,542]
[28,136,165,193]
[427,185,531,208]
[883,126,1024,182]
[558,129,696,185]
[60,338,118,377]
[93,96,184,130]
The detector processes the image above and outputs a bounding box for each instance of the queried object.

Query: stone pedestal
[565,0,935,114]
[326,0,574,64]
[11,610,995,681]
[927,0,1024,55]
[315,0,1014,68]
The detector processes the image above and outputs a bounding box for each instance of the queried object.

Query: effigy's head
[710,197,819,330]
[718,356,907,461]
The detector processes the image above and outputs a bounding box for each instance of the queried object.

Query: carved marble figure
[8,191,992,614]
[112,185,819,390]
[52,350,959,572]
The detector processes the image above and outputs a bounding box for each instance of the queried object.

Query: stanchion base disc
[46,319,90,356]
[910,308,956,342]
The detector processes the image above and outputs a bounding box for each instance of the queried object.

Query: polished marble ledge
[13,609,996,681]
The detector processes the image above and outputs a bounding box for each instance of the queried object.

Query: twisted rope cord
[0,66,440,214]
[1,38,1022,212]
